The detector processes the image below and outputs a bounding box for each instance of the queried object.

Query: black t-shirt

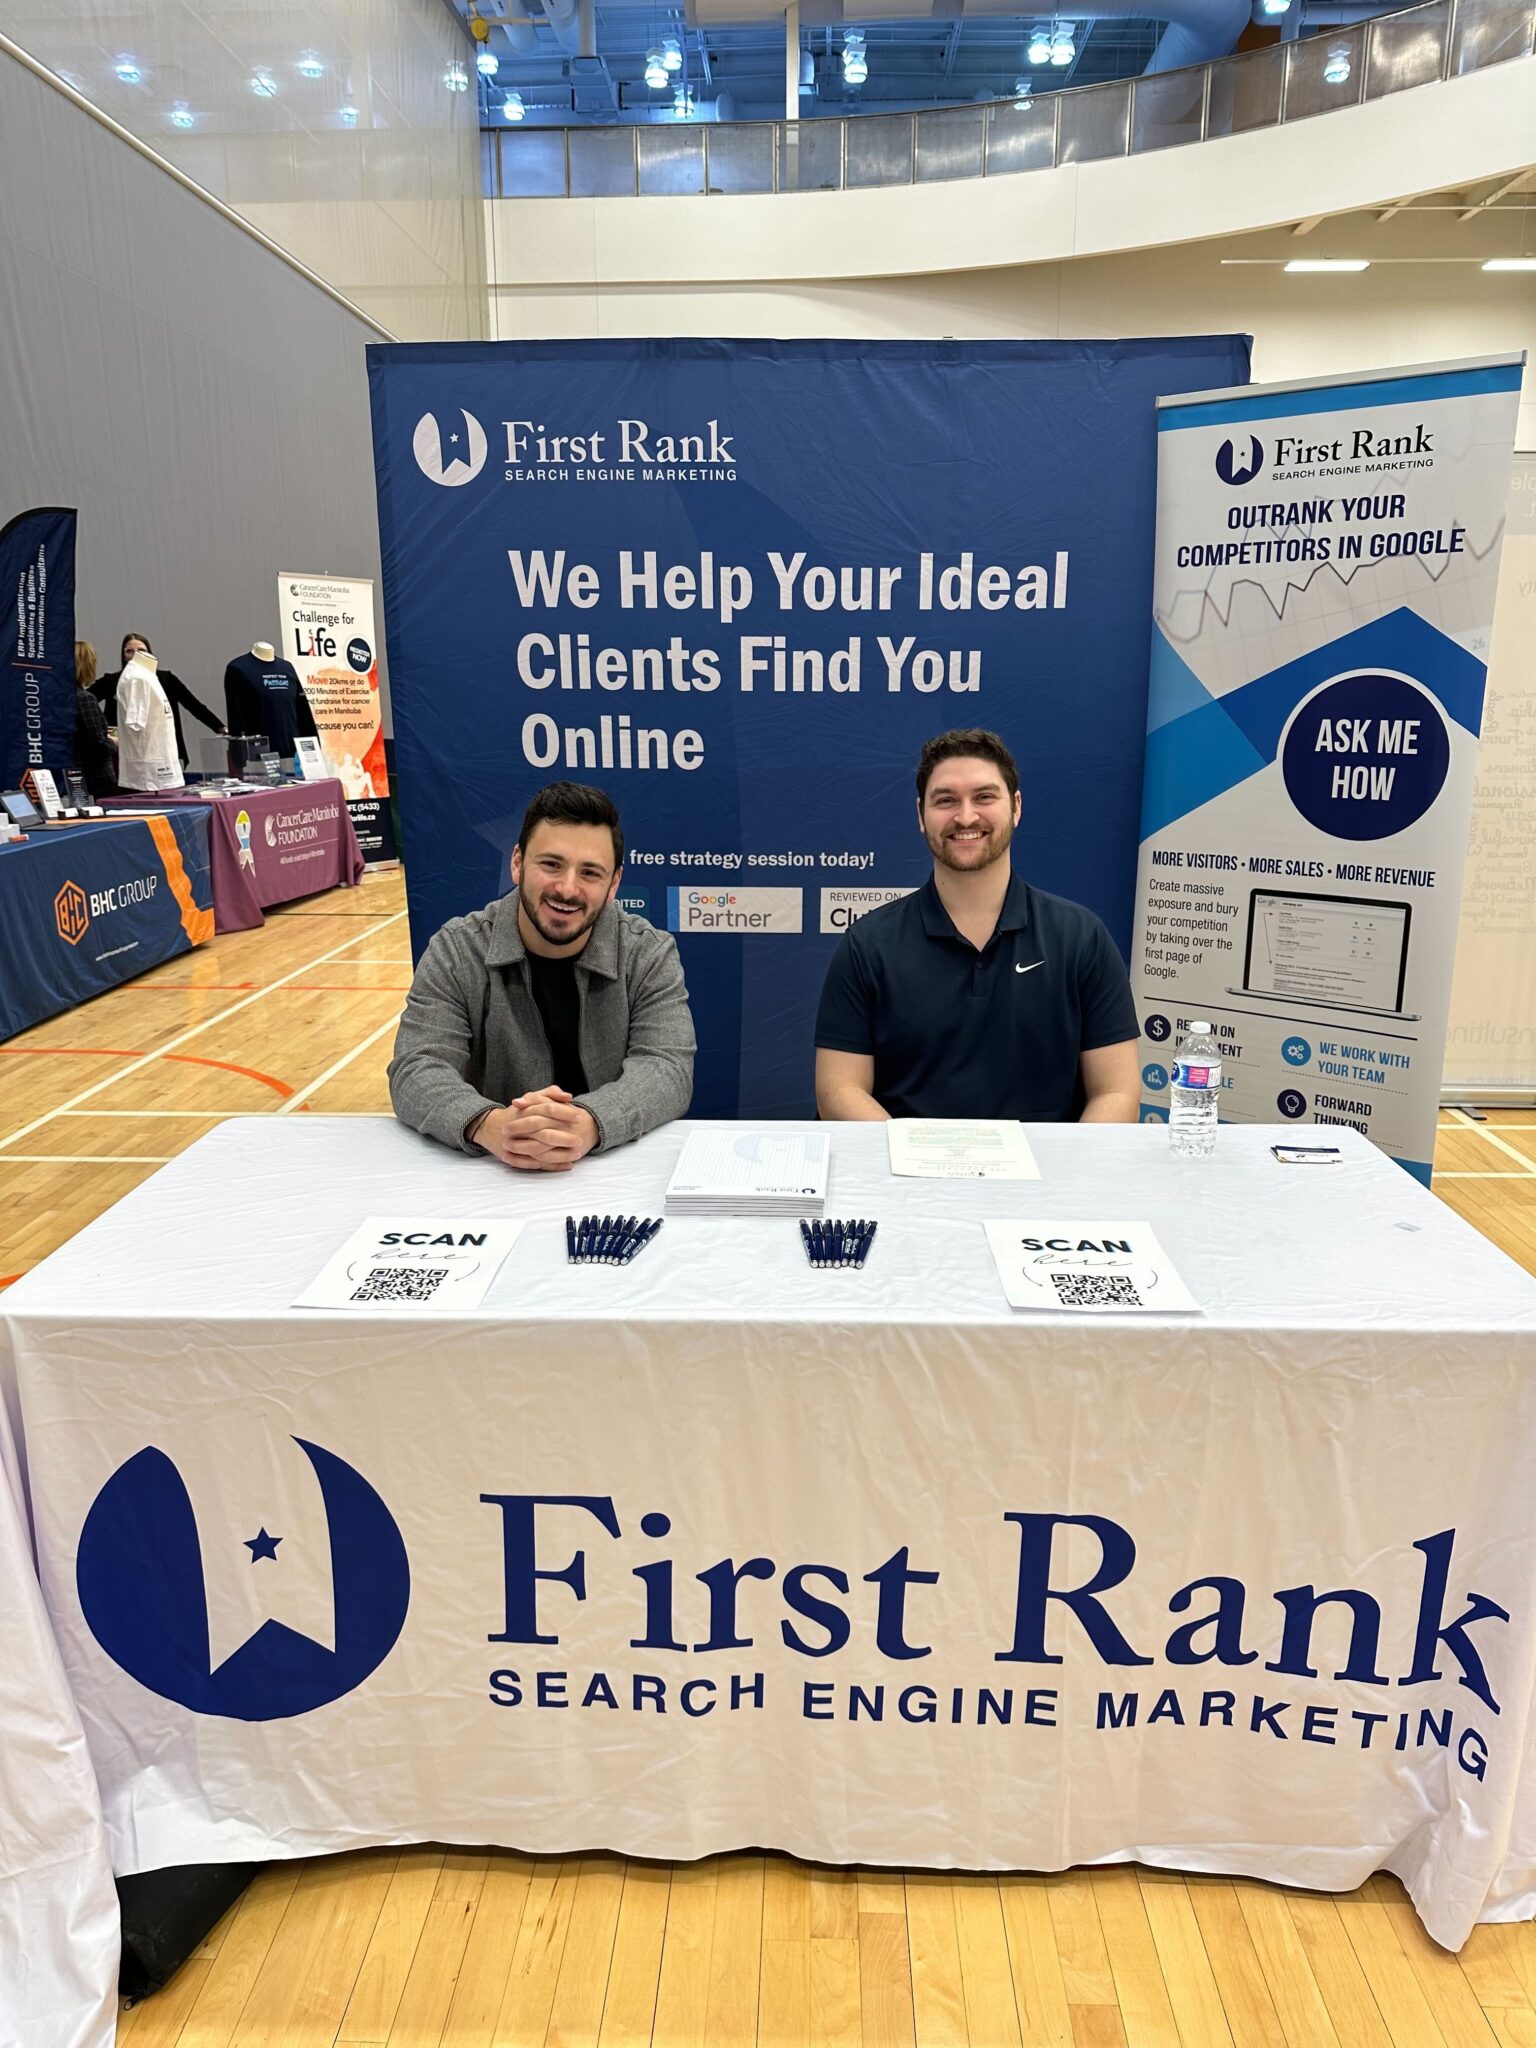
[525,952,588,1096]
[223,653,316,755]
[814,871,1138,1121]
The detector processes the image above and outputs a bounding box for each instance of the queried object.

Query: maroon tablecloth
[104,781,364,931]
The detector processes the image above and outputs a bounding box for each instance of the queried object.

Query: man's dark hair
[517,781,624,869]
[915,729,1020,805]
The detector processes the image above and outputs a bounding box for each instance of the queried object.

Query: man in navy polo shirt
[814,729,1140,1123]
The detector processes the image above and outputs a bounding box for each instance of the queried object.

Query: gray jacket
[389,890,695,1154]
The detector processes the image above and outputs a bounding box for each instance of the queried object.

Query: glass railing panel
[846,114,914,186]
[569,127,635,196]
[1284,25,1367,116]
[1057,78,1131,161]
[1130,67,1207,151]
[1450,0,1536,69]
[915,105,986,181]
[779,118,845,190]
[983,97,1058,173]
[637,125,705,194]
[497,128,569,196]
[1205,44,1285,134]
[1366,0,1452,91]
[706,122,776,193]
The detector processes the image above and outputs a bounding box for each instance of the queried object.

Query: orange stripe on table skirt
[144,814,215,947]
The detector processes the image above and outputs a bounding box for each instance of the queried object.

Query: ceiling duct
[690,0,1249,71]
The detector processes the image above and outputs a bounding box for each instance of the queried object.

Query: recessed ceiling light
[250,70,277,97]
[501,90,524,119]
[339,104,359,125]
[1284,259,1369,272]
[297,52,325,79]
[168,102,194,127]
[114,57,143,83]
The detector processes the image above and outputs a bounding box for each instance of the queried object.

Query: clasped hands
[474,1087,598,1172]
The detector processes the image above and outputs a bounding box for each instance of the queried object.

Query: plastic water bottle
[1170,1021,1221,1158]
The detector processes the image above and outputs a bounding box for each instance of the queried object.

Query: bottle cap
[1188,1020,1212,1034]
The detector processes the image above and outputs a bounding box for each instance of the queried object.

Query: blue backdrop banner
[1,506,77,791]
[368,337,1250,1116]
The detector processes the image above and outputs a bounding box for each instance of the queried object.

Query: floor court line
[4,1155,175,1165]
[0,1047,294,1098]
[0,908,407,1155]
[1455,1126,1536,1172]
[276,1018,401,1116]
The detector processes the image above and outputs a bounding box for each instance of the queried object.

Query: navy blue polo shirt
[814,871,1138,1121]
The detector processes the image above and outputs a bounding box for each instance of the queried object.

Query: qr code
[350,1266,449,1304]
[1050,1272,1143,1309]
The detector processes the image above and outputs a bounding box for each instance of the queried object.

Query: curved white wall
[487,59,1536,444]
[487,59,1536,286]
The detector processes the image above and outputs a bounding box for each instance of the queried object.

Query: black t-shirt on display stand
[223,652,317,757]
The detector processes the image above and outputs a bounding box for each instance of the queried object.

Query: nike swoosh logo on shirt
[1016,961,1044,975]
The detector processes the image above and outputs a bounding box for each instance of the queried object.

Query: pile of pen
[567,1215,663,1264]
[800,1218,877,1269]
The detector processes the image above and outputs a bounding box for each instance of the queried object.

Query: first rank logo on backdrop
[77,1438,409,1721]
[412,408,489,488]
[1216,434,1265,487]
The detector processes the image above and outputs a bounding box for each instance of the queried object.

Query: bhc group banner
[279,573,397,865]
[1130,356,1525,1181]
[369,337,1249,1116]
[2,505,76,790]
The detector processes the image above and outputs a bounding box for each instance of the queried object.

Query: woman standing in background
[94,631,225,769]
[73,641,116,797]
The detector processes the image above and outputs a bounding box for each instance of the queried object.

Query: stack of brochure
[665,1128,830,1219]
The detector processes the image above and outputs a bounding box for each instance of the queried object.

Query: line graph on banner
[1160,522,1505,643]
[1159,526,1505,698]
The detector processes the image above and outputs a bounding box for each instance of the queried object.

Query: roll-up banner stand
[278,573,397,866]
[1130,354,1525,1183]
[2,505,77,790]
[1445,453,1536,1105]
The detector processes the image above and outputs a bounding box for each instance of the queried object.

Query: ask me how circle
[1281,670,1449,842]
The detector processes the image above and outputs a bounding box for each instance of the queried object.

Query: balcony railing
[483,0,1534,197]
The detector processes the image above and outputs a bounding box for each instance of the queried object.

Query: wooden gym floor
[4,863,1536,2048]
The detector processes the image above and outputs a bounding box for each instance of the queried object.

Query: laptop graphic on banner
[1226,887,1420,1022]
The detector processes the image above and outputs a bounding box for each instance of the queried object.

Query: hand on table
[473,1088,599,1172]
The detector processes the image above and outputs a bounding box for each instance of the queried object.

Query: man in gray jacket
[389,782,694,1169]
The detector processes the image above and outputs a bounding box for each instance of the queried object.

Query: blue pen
[810,1219,823,1267]
[596,1214,615,1261]
[601,1214,622,1262]
[611,1214,638,1263]
[566,1215,576,1264]
[580,1214,596,1261]
[623,1217,660,1263]
[856,1221,877,1268]
[799,1219,813,1264]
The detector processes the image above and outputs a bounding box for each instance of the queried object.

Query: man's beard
[926,816,1014,872]
[522,890,605,948]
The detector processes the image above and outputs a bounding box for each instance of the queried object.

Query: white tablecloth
[4,1116,1536,1952]
[0,1399,118,2048]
